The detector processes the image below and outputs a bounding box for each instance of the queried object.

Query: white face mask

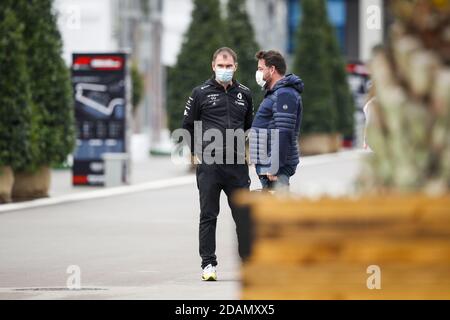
[215,68,234,83]
[255,70,266,88]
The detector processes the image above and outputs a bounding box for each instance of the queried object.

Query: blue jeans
[258,174,290,191]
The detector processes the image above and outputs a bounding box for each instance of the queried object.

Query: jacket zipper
[225,89,231,128]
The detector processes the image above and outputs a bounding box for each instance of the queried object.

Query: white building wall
[246,0,287,54]
[161,0,194,66]
[359,0,384,62]
[161,0,288,66]
[55,0,282,67]
[55,0,118,65]
[55,0,385,67]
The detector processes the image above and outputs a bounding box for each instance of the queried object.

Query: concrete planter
[0,166,14,204]
[300,133,342,156]
[12,166,51,202]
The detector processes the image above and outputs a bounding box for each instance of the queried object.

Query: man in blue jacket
[250,50,304,191]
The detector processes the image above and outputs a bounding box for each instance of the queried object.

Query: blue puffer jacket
[249,74,304,176]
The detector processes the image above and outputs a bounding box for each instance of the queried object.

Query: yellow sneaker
[201,264,217,281]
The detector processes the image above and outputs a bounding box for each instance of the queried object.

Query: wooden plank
[242,265,450,288]
[234,192,450,223]
[254,202,450,224]
[255,222,450,240]
[254,221,450,242]
[248,238,450,264]
[242,286,450,300]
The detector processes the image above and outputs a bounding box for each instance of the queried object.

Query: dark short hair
[212,47,238,63]
[255,50,286,75]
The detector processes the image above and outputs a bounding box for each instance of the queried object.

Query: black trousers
[196,163,250,269]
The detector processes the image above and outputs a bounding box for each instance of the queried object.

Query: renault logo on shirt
[235,92,246,107]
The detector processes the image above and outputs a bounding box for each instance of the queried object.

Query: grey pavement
[50,154,192,197]
[0,149,368,299]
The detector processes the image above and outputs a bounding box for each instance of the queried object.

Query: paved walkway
[0,148,368,299]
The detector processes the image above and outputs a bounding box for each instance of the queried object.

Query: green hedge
[0,5,32,170]
[293,0,354,137]
[225,0,263,107]
[14,0,75,172]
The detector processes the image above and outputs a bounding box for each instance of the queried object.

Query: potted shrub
[0,6,32,203]
[11,0,75,201]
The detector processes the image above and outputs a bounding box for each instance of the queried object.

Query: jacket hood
[271,74,304,94]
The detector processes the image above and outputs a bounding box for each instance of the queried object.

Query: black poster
[71,53,131,186]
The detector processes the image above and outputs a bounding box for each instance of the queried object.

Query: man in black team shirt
[182,47,254,281]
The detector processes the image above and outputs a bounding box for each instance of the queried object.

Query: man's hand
[267,174,278,182]
[191,155,202,165]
